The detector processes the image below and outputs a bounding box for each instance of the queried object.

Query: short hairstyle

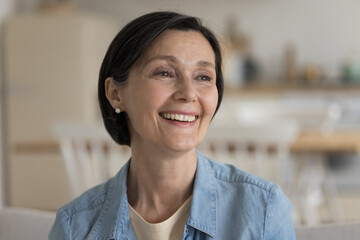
[98,11,224,146]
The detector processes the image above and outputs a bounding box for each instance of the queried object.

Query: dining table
[291,130,360,154]
[288,128,360,226]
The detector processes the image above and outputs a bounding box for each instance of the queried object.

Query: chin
[166,139,198,153]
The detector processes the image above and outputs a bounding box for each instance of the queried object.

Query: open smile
[159,112,199,122]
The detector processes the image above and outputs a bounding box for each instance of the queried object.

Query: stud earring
[115,108,121,114]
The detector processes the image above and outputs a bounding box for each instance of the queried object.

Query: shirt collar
[87,150,217,239]
[186,150,217,237]
[86,160,134,240]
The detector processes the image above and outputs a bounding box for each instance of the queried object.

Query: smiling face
[108,30,218,154]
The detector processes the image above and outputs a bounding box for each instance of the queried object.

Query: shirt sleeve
[48,209,71,240]
[263,184,296,240]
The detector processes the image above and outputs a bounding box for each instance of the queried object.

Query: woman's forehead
[135,30,215,68]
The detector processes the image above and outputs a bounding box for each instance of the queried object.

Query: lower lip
[161,117,197,127]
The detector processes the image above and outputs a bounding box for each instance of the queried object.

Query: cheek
[202,88,219,118]
[126,84,173,120]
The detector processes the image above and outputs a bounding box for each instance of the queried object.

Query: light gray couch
[295,222,360,240]
[0,207,55,240]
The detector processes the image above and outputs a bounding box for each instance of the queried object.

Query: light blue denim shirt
[49,151,295,240]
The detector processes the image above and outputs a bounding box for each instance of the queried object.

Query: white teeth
[161,113,196,122]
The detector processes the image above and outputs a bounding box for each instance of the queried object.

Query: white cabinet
[3,12,117,210]
[4,12,117,143]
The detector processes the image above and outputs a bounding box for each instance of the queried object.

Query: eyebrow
[197,60,215,69]
[145,55,215,69]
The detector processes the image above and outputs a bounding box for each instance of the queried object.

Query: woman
[50,11,295,240]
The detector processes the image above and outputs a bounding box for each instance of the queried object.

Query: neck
[127,145,197,223]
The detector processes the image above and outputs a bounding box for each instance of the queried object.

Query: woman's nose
[173,76,197,103]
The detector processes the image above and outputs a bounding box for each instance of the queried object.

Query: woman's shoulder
[49,179,113,239]
[201,154,290,204]
[57,179,111,218]
[49,162,130,239]
[57,161,129,218]
[204,156,275,192]
[196,153,295,239]
[49,166,128,239]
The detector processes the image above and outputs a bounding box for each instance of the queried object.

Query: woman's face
[119,30,218,153]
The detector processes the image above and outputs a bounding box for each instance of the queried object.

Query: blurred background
[1,0,360,234]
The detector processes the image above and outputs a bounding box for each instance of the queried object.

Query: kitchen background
[80,0,360,85]
[1,0,360,227]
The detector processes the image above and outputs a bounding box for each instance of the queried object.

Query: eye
[157,71,172,77]
[198,75,212,81]
[194,69,215,82]
[153,69,175,79]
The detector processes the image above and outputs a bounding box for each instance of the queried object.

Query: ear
[105,77,123,110]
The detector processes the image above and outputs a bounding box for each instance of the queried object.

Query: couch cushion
[0,207,55,240]
[295,222,360,240]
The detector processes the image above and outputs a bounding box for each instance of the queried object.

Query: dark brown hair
[98,11,224,146]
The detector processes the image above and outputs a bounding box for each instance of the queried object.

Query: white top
[128,197,192,240]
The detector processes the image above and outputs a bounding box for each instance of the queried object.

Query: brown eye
[158,71,170,77]
[154,69,175,78]
[199,75,211,81]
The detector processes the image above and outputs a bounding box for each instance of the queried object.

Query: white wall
[75,0,360,82]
